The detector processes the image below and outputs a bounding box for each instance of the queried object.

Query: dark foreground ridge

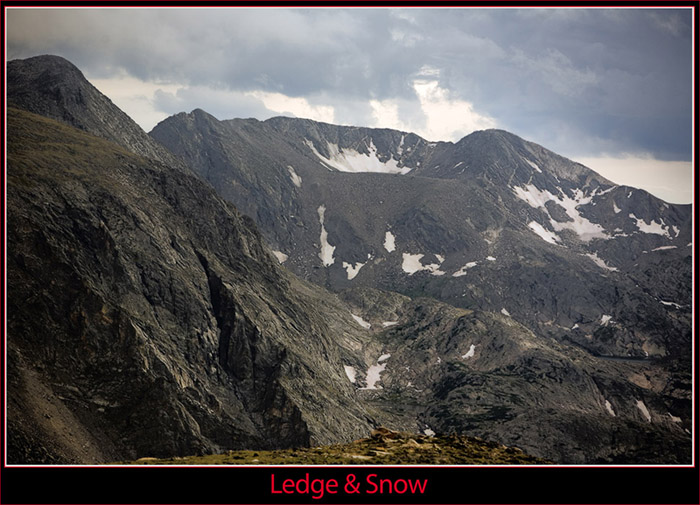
[116,427,551,465]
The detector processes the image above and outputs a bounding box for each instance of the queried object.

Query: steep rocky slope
[337,288,691,464]
[7,107,382,462]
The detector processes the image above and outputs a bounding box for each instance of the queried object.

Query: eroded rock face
[6,107,378,462]
[336,288,691,464]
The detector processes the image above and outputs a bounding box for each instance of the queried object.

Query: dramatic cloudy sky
[6,7,694,203]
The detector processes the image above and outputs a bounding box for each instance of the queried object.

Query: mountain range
[5,55,693,465]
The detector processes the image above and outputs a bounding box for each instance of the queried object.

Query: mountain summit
[7,55,183,168]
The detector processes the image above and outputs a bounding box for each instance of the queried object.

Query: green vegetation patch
[116,428,551,465]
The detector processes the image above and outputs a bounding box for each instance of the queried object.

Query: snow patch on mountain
[401,253,445,275]
[351,313,371,329]
[550,189,608,241]
[501,308,511,316]
[360,355,390,390]
[585,252,618,271]
[513,184,608,241]
[307,138,412,174]
[382,321,398,328]
[525,159,542,173]
[636,400,652,422]
[287,165,302,187]
[600,315,613,326]
[272,250,288,263]
[344,365,357,383]
[528,221,560,244]
[318,205,336,266]
[453,261,478,277]
[613,202,621,214]
[512,183,553,209]
[629,213,671,238]
[461,344,476,359]
[384,231,396,252]
[651,245,677,252]
[361,363,387,389]
[402,253,425,274]
[605,400,616,417]
[343,261,365,280]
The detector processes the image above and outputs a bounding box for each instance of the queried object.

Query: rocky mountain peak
[8,55,184,169]
[7,53,84,82]
[439,127,611,187]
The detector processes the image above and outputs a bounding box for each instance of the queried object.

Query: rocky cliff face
[7,106,383,462]
[336,288,691,464]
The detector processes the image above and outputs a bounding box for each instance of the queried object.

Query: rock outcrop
[7,106,378,462]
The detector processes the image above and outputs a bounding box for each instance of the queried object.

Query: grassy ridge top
[117,428,551,465]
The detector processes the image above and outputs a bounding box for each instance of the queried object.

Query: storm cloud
[6,7,694,201]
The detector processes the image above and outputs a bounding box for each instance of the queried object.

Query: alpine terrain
[6,55,693,465]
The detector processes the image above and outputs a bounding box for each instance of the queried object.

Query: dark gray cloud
[6,7,693,161]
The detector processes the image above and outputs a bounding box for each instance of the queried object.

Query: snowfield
[629,213,672,238]
[342,261,365,280]
[307,138,413,174]
[461,344,476,359]
[351,313,371,329]
[317,205,336,266]
[344,365,357,383]
[384,231,396,252]
[360,354,391,390]
[528,221,560,244]
[513,184,608,241]
[584,252,618,272]
[401,253,445,276]
[287,165,302,187]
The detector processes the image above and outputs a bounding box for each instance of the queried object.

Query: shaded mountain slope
[337,287,691,464]
[7,107,382,462]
